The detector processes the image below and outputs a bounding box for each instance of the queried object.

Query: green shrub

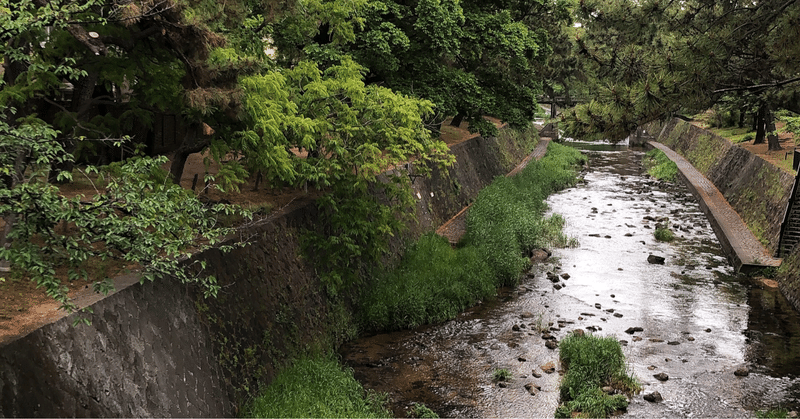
[243,354,390,418]
[556,333,641,418]
[755,407,790,418]
[643,149,678,182]
[654,227,674,242]
[409,402,439,418]
[358,143,585,332]
[492,368,512,382]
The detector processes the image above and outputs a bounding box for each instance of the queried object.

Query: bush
[654,227,674,242]
[643,149,678,182]
[358,143,586,332]
[243,354,390,418]
[556,333,641,418]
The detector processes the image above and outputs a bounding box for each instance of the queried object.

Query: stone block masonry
[0,126,536,417]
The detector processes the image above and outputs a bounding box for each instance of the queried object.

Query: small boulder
[643,391,664,403]
[625,326,644,334]
[648,254,666,264]
[545,340,559,350]
[734,367,750,377]
[653,372,669,381]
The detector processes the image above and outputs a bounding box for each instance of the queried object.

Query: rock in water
[734,367,750,377]
[653,372,669,381]
[644,391,664,403]
[648,254,666,264]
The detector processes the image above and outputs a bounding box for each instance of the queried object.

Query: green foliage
[409,402,439,418]
[556,333,641,418]
[492,368,512,382]
[0,152,248,313]
[654,227,675,242]
[755,408,790,418]
[358,143,585,332]
[243,353,390,418]
[643,149,678,182]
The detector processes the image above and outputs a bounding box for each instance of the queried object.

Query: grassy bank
[643,149,678,182]
[358,142,586,332]
[242,353,390,418]
[556,333,641,418]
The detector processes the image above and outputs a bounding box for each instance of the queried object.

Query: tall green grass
[243,354,390,418]
[556,333,641,418]
[359,142,586,332]
[643,149,678,182]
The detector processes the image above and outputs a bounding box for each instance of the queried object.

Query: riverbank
[0,124,539,417]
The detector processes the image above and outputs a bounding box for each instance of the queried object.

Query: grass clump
[556,333,641,418]
[654,227,675,242]
[243,354,390,418]
[643,149,678,182]
[755,408,790,418]
[408,402,439,418]
[358,143,585,332]
[492,368,512,382]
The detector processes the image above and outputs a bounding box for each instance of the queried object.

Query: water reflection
[342,145,800,417]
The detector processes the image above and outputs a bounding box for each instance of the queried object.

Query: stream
[341,144,800,417]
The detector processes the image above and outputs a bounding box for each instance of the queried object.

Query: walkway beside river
[648,141,782,272]
[437,138,552,244]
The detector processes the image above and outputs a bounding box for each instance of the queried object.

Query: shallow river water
[341,144,800,417]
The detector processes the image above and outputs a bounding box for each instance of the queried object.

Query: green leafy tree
[562,0,800,145]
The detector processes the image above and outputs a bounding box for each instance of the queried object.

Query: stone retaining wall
[653,118,800,311]
[0,128,536,417]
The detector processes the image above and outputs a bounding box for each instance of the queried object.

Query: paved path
[648,141,782,272]
[436,138,552,244]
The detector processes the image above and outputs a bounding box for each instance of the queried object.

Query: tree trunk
[738,109,745,128]
[754,105,766,144]
[450,114,465,128]
[169,123,210,185]
[766,107,782,151]
[550,102,557,119]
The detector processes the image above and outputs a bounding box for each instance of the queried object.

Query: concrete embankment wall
[643,118,800,311]
[0,128,536,417]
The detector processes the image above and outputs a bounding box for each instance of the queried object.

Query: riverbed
[341,144,800,417]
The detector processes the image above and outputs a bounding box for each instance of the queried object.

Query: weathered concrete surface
[648,141,781,272]
[653,118,800,311]
[0,127,536,417]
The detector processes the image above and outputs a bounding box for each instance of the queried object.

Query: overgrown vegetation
[643,149,678,182]
[555,332,641,418]
[654,226,675,242]
[755,407,790,418]
[408,402,439,418]
[358,143,585,332]
[492,368,513,382]
[242,354,390,418]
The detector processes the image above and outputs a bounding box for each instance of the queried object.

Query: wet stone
[545,340,559,350]
[644,391,664,403]
[632,336,642,342]
[595,303,602,309]
[625,327,644,334]
[553,283,563,290]
[572,329,585,337]
[512,325,521,331]
[518,357,527,362]
[647,365,657,370]
[653,373,669,381]
[498,382,508,388]
[687,337,695,341]
[531,371,542,378]
[667,341,681,345]
[649,338,664,343]
[734,367,750,377]
[613,313,624,318]
[647,254,666,264]
[560,273,570,280]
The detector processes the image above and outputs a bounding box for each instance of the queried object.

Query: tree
[272,0,566,136]
[1,0,456,308]
[561,0,800,148]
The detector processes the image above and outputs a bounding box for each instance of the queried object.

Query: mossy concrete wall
[655,118,800,311]
[0,127,536,417]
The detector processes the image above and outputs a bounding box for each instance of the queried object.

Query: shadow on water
[342,145,800,418]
